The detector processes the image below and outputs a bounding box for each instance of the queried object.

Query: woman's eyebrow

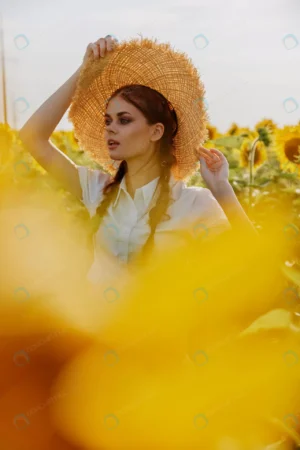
[104,112,132,117]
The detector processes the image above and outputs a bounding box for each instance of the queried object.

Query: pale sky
[1,0,300,133]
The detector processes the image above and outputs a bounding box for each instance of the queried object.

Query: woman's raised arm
[19,67,83,200]
[18,36,117,201]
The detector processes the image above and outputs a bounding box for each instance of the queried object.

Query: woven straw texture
[68,36,209,181]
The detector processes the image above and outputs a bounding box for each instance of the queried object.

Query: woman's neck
[125,161,161,199]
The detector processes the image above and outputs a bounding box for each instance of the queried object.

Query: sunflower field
[2,119,300,259]
[1,120,300,449]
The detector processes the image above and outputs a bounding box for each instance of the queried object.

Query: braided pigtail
[130,152,177,268]
[87,160,127,248]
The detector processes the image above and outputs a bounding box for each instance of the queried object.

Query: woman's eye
[105,119,130,125]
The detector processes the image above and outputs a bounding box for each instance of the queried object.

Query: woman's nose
[105,123,117,134]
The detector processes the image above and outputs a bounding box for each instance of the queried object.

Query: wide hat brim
[68,36,209,180]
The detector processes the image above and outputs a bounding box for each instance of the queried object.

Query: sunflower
[227,123,238,135]
[255,118,277,134]
[273,125,300,174]
[240,139,267,169]
[51,130,81,154]
[68,130,80,150]
[205,123,220,141]
[226,123,253,139]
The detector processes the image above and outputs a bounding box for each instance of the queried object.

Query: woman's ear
[151,123,165,142]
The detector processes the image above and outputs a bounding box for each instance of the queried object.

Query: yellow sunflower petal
[273,125,300,174]
[239,139,267,169]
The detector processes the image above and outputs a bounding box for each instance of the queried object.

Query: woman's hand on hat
[82,36,118,64]
[197,146,230,193]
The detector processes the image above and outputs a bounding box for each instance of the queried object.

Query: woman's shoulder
[182,182,217,196]
[180,183,231,227]
[171,179,216,209]
[181,183,214,203]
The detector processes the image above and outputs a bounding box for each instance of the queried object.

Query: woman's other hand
[197,146,230,193]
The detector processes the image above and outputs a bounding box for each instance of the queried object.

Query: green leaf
[212,136,245,149]
[256,178,272,187]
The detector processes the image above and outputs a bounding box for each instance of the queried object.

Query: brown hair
[90,84,179,268]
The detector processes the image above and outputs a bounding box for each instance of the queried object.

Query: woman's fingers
[97,38,107,57]
[199,153,222,172]
[198,146,220,162]
[91,43,100,59]
[106,35,116,51]
[197,150,211,162]
[199,155,219,169]
[83,36,118,64]
[210,148,223,157]
[198,146,211,157]
[85,43,99,60]
[96,37,115,58]
[199,153,213,164]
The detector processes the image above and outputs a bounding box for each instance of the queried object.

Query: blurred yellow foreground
[0,176,300,450]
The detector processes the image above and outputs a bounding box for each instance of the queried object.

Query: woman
[19,35,257,288]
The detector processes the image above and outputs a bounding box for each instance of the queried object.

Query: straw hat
[68,35,209,181]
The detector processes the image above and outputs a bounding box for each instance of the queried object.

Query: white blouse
[77,165,231,287]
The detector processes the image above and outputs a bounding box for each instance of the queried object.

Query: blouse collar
[112,173,185,208]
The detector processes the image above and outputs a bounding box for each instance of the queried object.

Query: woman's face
[104,95,164,162]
